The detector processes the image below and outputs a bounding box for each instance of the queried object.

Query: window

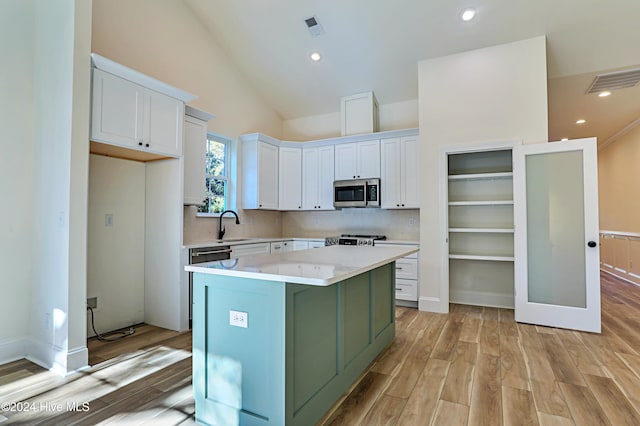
[198,133,232,214]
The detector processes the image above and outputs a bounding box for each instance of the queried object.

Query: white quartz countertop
[183,237,324,250]
[185,245,419,286]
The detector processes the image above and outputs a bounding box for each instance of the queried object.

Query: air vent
[586,68,640,93]
[304,15,325,37]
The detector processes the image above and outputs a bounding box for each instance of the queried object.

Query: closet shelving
[447,149,515,308]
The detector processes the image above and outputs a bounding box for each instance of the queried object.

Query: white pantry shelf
[448,200,513,206]
[448,172,513,181]
[449,254,514,262]
[449,228,514,234]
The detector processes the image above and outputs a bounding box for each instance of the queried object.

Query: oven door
[334,179,367,208]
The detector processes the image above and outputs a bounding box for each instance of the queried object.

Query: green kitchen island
[185,244,418,426]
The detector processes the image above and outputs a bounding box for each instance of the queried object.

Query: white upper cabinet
[91,69,184,158]
[279,147,302,210]
[302,145,335,210]
[241,136,279,210]
[183,107,214,205]
[334,140,380,180]
[381,136,420,209]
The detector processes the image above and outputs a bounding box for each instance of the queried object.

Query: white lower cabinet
[292,240,309,251]
[230,242,271,258]
[376,242,419,304]
[308,240,326,249]
[270,240,293,253]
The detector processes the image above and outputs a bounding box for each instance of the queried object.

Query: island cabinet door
[284,263,396,426]
[192,273,286,426]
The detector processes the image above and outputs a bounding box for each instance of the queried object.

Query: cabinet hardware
[145,143,150,148]
[587,241,597,248]
[138,141,143,146]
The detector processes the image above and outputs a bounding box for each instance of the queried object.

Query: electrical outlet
[409,216,415,226]
[105,214,113,227]
[229,310,248,328]
[87,297,97,309]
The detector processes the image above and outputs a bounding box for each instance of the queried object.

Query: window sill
[196,212,223,218]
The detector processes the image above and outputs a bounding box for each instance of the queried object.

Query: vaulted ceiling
[184,0,640,145]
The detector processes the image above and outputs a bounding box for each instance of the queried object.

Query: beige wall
[283,99,418,141]
[598,125,640,233]
[92,0,282,139]
[418,36,549,313]
[91,0,286,244]
[87,155,145,335]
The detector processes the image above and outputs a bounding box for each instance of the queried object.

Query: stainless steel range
[324,234,386,246]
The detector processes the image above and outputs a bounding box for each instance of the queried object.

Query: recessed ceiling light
[598,91,611,97]
[576,119,586,124]
[561,138,569,141]
[310,52,321,62]
[461,8,476,21]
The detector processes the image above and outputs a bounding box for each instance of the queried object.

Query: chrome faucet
[218,210,240,240]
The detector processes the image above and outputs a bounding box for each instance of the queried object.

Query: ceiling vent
[304,15,325,37]
[586,68,640,93]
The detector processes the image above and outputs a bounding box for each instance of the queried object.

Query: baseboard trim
[419,296,448,313]
[450,289,514,309]
[25,338,88,376]
[0,337,27,366]
[601,267,640,287]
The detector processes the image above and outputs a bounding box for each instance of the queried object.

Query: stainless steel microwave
[333,178,380,208]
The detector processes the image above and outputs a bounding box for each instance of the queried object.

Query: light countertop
[185,245,418,286]
[183,237,325,250]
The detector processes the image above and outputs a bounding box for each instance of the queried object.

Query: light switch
[105,214,113,227]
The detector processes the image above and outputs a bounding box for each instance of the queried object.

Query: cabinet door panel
[381,138,401,208]
[357,140,381,179]
[145,89,183,157]
[91,69,143,148]
[279,147,302,210]
[334,143,358,180]
[258,142,279,209]
[318,146,335,210]
[302,148,319,210]
[402,137,420,208]
[183,116,207,205]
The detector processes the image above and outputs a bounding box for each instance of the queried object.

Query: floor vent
[587,68,640,93]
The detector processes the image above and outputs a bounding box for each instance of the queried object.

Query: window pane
[203,177,226,213]
[206,140,226,177]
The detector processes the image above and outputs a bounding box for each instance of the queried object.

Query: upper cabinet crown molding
[242,128,419,149]
[91,53,197,103]
[185,105,215,121]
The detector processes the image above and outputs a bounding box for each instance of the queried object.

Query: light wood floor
[2,272,640,425]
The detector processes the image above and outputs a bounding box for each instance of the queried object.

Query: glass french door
[513,138,601,333]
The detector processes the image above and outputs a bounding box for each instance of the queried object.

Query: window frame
[196,132,236,217]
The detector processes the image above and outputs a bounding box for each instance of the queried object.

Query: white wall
[282,209,420,241]
[0,0,35,362]
[282,99,418,141]
[418,36,549,313]
[87,155,145,336]
[28,0,91,373]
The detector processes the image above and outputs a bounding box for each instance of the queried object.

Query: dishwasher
[188,246,232,328]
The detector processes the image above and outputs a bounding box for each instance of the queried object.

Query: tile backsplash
[183,206,420,244]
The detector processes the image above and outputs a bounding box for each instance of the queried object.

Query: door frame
[438,139,522,314]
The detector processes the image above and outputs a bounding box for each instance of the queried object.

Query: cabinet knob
[138,142,143,146]
[259,204,262,207]
[397,204,400,207]
[401,204,405,207]
[353,175,356,179]
[587,241,597,248]
[145,143,150,148]
[298,206,301,209]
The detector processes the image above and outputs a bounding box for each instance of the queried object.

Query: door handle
[587,241,597,248]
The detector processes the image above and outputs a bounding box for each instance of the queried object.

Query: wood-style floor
[2,272,640,425]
